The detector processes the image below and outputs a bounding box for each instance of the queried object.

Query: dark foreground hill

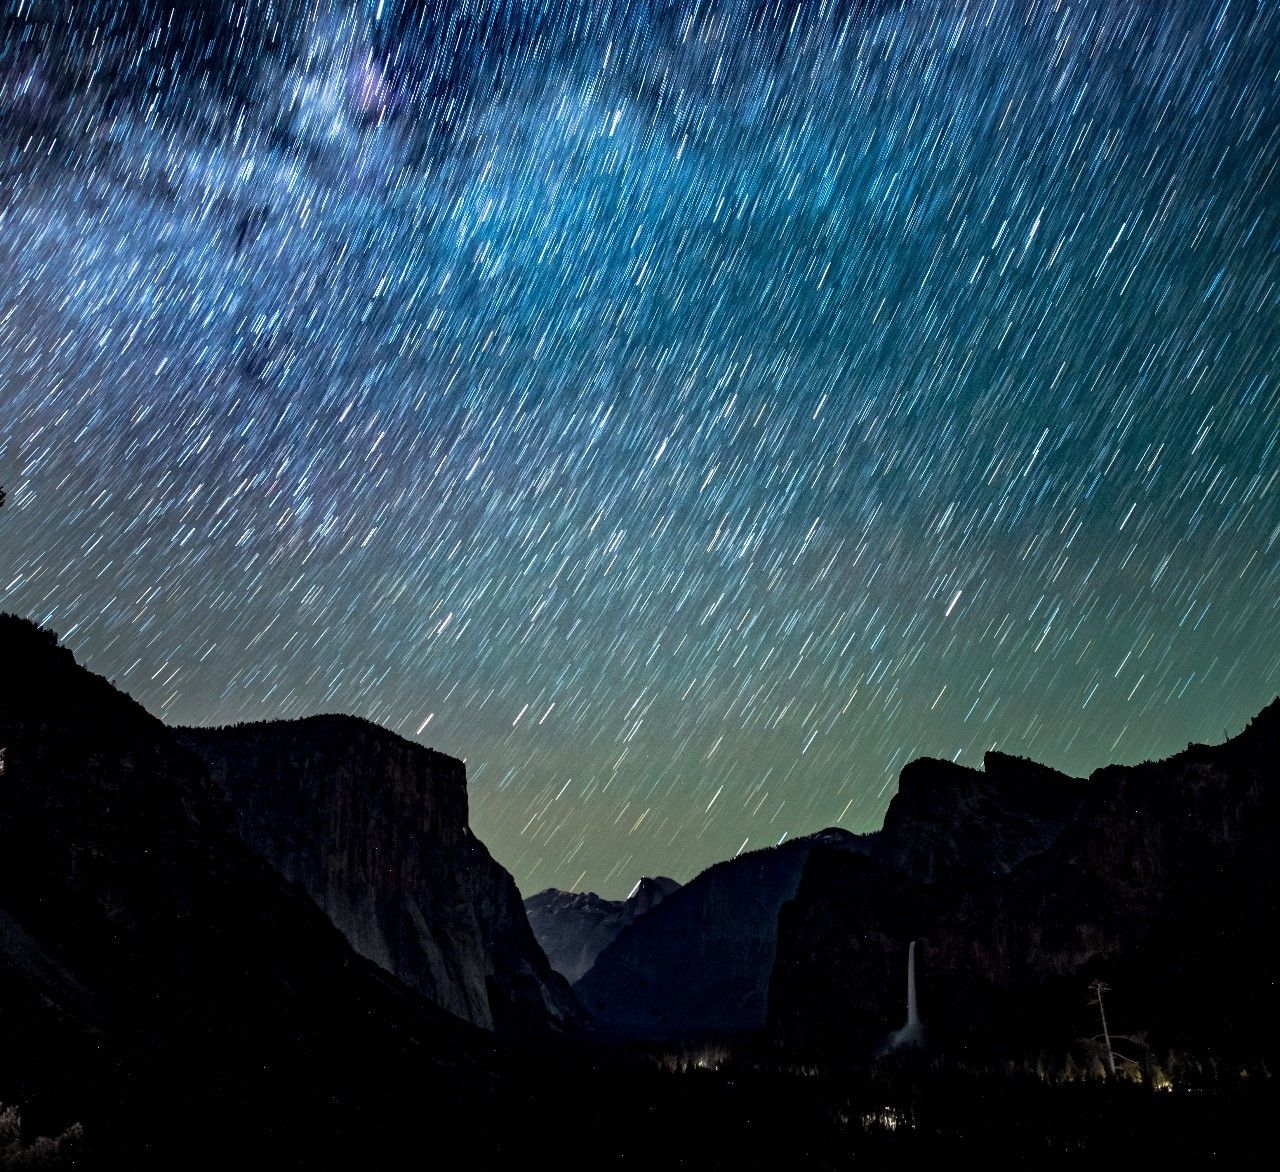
[0,615,495,1167]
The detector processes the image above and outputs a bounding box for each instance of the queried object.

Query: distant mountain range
[531,711,1277,1060]
[563,752,1098,1038]
[525,875,680,984]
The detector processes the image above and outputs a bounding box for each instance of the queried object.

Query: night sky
[1,2,1277,897]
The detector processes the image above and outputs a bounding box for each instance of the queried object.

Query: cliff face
[525,876,680,984]
[0,615,492,1166]
[769,704,1280,1057]
[870,751,1090,882]
[569,749,1089,1041]
[574,829,866,1036]
[178,719,578,1033]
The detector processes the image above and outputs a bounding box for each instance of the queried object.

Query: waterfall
[905,940,920,1032]
[885,939,924,1051]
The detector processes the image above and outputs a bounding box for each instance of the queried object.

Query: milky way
[2,2,1277,896]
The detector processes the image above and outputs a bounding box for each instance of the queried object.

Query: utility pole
[1090,979,1117,1076]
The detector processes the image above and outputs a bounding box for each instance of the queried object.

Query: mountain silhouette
[770,702,1280,1057]
[0,615,495,1167]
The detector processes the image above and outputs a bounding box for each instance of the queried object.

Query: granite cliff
[769,703,1280,1058]
[870,751,1090,881]
[570,750,1088,1039]
[178,717,577,1033]
[0,615,493,1167]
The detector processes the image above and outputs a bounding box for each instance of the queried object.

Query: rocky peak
[626,875,681,916]
[525,875,681,985]
[769,699,1280,1057]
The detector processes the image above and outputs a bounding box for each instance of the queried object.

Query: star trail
[1,2,1277,896]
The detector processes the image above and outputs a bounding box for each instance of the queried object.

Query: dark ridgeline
[769,703,1280,1058]
[0,614,498,1167]
[177,717,578,1034]
[568,716,1280,1062]
[525,875,680,984]
[572,755,1089,1039]
[574,827,868,1037]
[869,751,1092,883]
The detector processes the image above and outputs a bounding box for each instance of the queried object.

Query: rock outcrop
[178,717,578,1033]
[768,704,1280,1058]
[525,876,680,984]
[574,828,866,1036]
[0,615,492,1167]
[870,752,1090,882]
[568,749,1088,1041]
